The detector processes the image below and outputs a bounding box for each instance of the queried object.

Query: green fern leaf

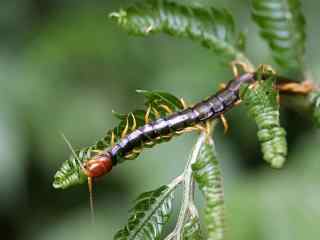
[182,216,203,240]
[251,0,306,72]
[240,72,288,168]
[110,0,248,62]
[53,90,183,189]
[114,185,175,240]
[52,152,87,189]
[192,141,225,240]
[309,91,320,128]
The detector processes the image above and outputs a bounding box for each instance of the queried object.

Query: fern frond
[192,141,225,240]
[110,0,248,63]
[241,73,288,168]
[251,0,306,72]
[114,185,175,240]
[182,216,203,240]
[53,90,184,189]
[309,91,320,128]
[137,89,184,111]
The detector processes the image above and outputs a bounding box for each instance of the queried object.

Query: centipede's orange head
[83,152,113,178]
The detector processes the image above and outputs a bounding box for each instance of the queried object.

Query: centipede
[82,72,260,179]
[59,65,317,187]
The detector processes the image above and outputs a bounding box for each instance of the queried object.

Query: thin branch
[164,122,217,240]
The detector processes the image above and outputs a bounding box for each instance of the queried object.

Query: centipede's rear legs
[231,60,255,77]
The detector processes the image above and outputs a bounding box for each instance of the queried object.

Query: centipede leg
[197,124,207,132]
[121,117,130,138]
[180,98,188,109]
[257,64,276,75]
[175,126,198,135]
[152,107,161,118]
[110,130,115,145]
[230,60,253,77]
[145,105,152,124]
[159,104,173,114]
[234,99,242,106]
[124,151,140,160]
[231,61,240,77]
[220,114,229,134]
[130,113,137,131]
[219,83,227,90]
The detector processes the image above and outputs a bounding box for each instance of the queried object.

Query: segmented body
[105,73,255,166]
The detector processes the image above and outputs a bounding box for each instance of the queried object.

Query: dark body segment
[109,73,255,164]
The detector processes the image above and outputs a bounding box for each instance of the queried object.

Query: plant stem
[164,128,212,240]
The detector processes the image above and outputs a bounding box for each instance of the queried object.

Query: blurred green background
[1,0,319,239]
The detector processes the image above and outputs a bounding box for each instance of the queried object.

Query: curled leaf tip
[109,9,127,23]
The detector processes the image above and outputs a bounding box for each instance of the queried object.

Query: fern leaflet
[110,0,249,63]
[309,91,320,128]
[192,141,225,240]
[114,185,175,240]
[241,71,288,168]
[182,215,203,240]
[251,0,306,72]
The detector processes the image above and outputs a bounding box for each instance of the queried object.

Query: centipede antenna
[60,132,84,169]
[60,132,96,225]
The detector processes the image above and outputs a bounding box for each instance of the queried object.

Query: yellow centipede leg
[145,105,152,124]
[230,60,254,77]
[220,114,229,134]
[152,107,161,118]
[219,83,227,90]
[180,98,188,109]
[231,61,240,78]
[176,125,202,135]
[132,148,143,154]
[159,104,173,114]
[124,152,139,160]
[195,124,207,132]
[130,113,137,131]
[110,130,115,145]
[144,140,155,147]
[121,117,129,138]
[258,64,276,75]
[234,99,242,106]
